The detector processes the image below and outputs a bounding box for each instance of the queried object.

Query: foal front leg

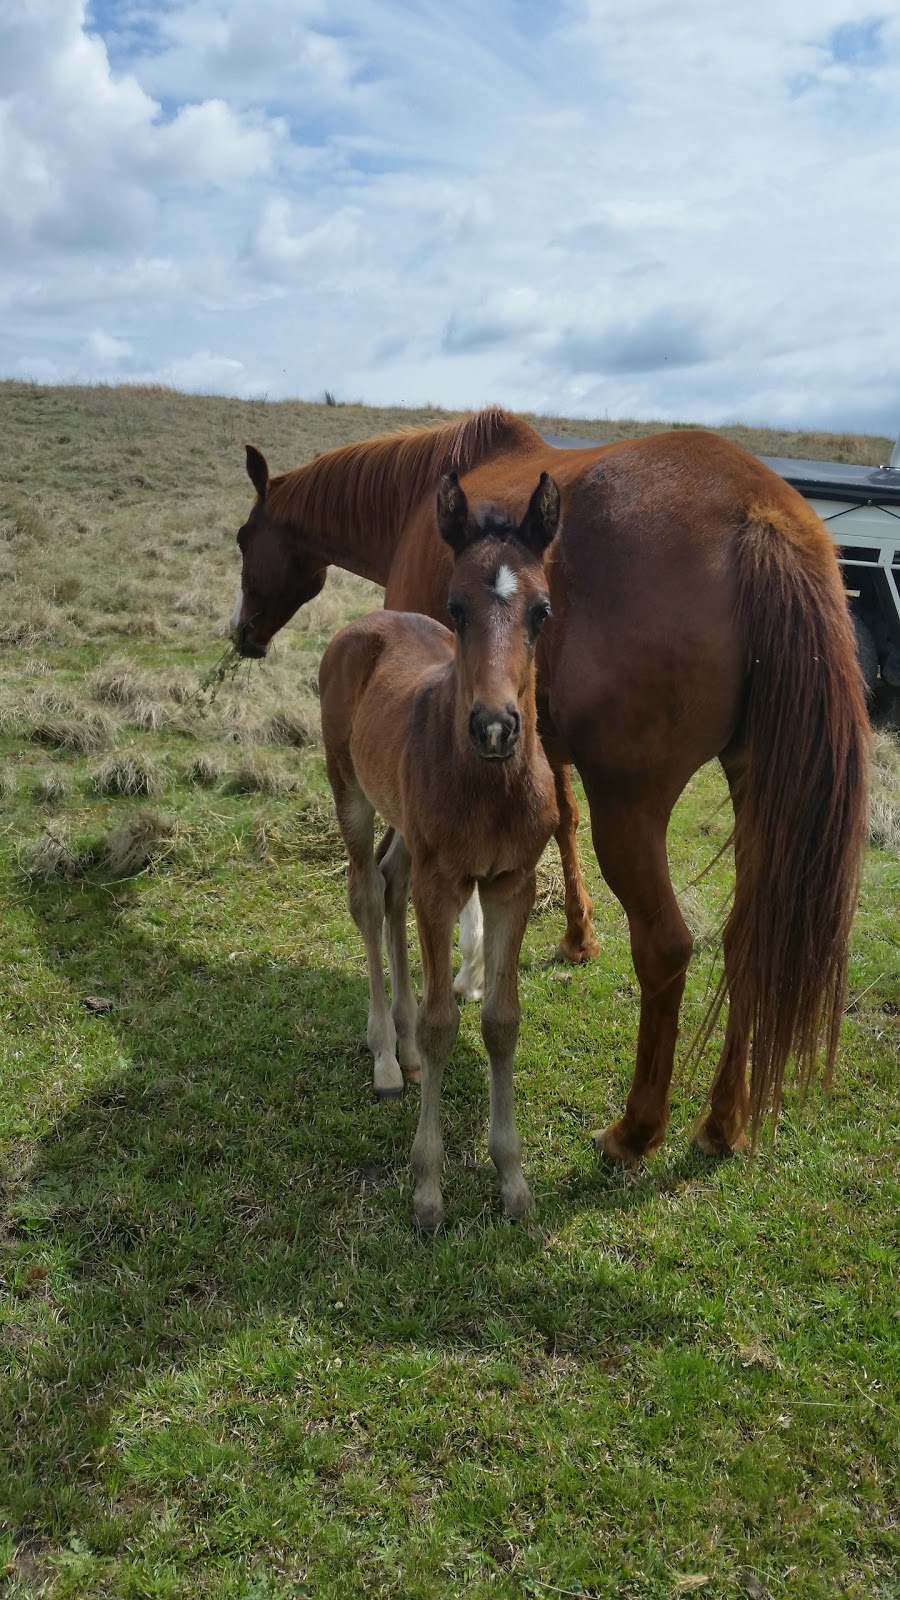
[410,872,463,1231]
[480,870,537,1219]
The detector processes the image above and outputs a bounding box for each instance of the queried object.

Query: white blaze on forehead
[229,586,244,634]
[491,563,518,601]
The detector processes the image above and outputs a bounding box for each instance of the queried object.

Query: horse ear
[518,472,560,555]
[436,471,470,554]
[246,445,269,500]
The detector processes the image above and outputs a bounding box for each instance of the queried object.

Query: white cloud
[1,0,899,432]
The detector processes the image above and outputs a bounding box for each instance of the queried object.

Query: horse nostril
[506,707,521,740]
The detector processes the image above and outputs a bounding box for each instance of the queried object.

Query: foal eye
[529,599,551,635]
[447,600,467,634]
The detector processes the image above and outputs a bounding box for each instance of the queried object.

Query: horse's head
[436,471,560,761]
[230,446,328,657]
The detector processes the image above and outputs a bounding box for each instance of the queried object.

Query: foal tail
[719,499,870,1137]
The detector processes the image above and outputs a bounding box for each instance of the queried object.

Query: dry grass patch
[265,699,321,748]
[91,751,166,798]
[101,811,177,878]
[185,752,227,787]
[869,728,900,851]
[222,754,302,796]
[33,771,71,805]
[0,768,16,799]
[28,710,115,754]
[18,827,85,882]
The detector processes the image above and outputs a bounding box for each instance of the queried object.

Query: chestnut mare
[232,408,869,1163]
[318,472,560,1228]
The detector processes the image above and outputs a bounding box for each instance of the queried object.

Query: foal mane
[265,408,540,547]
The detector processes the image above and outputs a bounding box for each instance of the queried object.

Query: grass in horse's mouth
[195,642,251,711]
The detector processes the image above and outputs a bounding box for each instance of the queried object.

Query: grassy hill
[1,382,898,1599]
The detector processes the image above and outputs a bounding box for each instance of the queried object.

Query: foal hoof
[374,1085,404,1103]
[412,1195,445,1234]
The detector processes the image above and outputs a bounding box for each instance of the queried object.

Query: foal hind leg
[337,789,404,1100]
[552,763,600,965]
[480,870,536,1219]
[380,829,420,1082]
[453,890,485,1002]
[584,791,693,1164]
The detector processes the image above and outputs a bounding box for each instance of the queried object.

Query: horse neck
[264,408,541,586]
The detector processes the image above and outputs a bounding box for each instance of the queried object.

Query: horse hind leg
[552,763,601,965]
[694,755,751,1156]
[693,990,750,1157]
[380,829,420,1083]
[338,789,405,1101]
[584,791,693,1164]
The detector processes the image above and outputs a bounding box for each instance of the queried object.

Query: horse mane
[265,407,540,546]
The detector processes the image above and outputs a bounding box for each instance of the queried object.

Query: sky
[1,0,899,433]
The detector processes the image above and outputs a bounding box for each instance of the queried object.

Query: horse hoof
[554,933,600,965]
[375,1086,404,1103]
[692,1123,749,1159]
[592,1124,645,1167]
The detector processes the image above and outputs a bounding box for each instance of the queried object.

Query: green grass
[1,383,898,1599]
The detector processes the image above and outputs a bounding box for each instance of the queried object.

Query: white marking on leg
[453,890,485,1002]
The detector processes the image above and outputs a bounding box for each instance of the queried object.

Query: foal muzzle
[468,704,520,760]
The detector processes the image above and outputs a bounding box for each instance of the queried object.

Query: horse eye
[448,600,467,634]
[236,526,249,554]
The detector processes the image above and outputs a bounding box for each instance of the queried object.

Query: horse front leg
[583,790,692,1163]
[480,870,537,1219]
[410,870,463,1230]
[552,763,600,965]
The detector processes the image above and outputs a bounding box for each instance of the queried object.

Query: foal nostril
[469,704,521,757]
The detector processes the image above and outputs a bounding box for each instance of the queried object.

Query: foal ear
[436,471,470,554]
[519,472,560,554]
[245,444,270,500]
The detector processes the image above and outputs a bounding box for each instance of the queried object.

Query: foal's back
[319,609,454,834]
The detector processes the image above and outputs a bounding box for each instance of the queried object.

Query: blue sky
[1,0,898,433]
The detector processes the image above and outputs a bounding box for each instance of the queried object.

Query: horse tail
[718,498,870,1137]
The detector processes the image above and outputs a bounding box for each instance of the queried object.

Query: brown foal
[318,472,560,1229]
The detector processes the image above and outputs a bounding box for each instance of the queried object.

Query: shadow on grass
[2,877,722,1537]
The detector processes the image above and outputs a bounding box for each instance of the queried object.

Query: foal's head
[230,446,328,658]
[437,471,560,761]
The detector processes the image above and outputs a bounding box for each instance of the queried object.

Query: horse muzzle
[232,621,268,659]
[468,705,520,760]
